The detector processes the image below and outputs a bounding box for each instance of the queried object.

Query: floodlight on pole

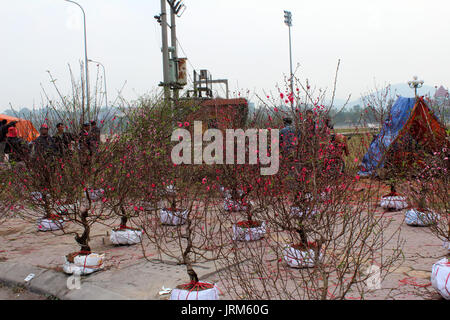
[284,10,292,27]
[284,10,294,108]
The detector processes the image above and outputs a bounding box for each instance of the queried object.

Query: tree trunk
[42,193,51,219]
[185,257,199,283]
[75,209,91,253]
[171,196,177,211]
[247,208,252,222]
[120,206,128,227]
[390,184,396,194]
[296,227,308,246]
[182,215,199,283]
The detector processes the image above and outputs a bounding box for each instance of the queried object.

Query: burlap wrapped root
[170,282,220,300]
[37,218,65,232]
[63,253,105,275]
[431,258,450,300]
[232,222,266,242]
[283,245,322,268]
[110,228,142,245]
[380,195,408,210]
[160,209,189,226]
[404,209,440,227]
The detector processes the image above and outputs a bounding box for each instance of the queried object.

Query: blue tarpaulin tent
[358,96,447,177]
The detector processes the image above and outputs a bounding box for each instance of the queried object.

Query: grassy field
[339,129,376,172]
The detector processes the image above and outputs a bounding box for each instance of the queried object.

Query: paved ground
[0,282,48,300]
[0,200,447,300]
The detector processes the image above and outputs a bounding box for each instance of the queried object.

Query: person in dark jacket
[0,120,6,163]
[4,127,29,163]
[34,125,57,159]
[0,120,17,163]
[53,123,74,157]
[280,118,299,158]
[78,123,93,166]
[78,123,92,153]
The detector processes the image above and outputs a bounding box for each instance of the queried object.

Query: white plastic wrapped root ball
[37,218,65,232]
[63,253,105,275]
[30,192,43,202]
[221,188,245,199]
[232,221,266,242]
[160,208,188,226]
[290,207,319,218]
[56,204,76,216]
[431,258,450,300]
[87,189,104,202]
[404,209,439,227]
[223,199,249,212]
[166,185,176,194]
[110,228,142,245]
[444,241,450,252]
[320,191,332,201]
[380,194,408,210]
[283,245,322,268]
[170,282,220,300]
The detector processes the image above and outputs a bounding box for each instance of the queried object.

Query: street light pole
[284,10,294,108]
[65,0,90,121]
[88,59,108,108]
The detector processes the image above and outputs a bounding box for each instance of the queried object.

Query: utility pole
[160,0,171,102]
[284,10,294,108]
[170,3,179,101]
[156,1,186,104]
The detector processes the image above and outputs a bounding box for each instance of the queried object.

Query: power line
[176,38,195,86]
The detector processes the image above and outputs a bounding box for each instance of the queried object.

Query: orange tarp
[398,99,448,152]
[406,99,448,150]
[0,114,39,142]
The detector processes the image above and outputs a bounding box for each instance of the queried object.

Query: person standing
[0,120,17,163]
[53,123,75,157]
[0,120,6,163]
[78,123,93,167]
[321,117,349,176]
[280,118,295,154]
[4,126,29,163]
[78,123,91,153]
[34,125,57,159]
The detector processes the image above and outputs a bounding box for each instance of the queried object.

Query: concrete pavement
[0,208,447,300]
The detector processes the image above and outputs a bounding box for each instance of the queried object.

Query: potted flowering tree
[406,146,449,299]
[101,141,144,246]
[2,72,126,275]
[214,80,404,300]
[129,99,223,300]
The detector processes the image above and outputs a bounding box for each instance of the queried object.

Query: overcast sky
[2,0,449,111]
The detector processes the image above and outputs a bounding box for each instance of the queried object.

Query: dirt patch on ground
[0,227,23,237]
